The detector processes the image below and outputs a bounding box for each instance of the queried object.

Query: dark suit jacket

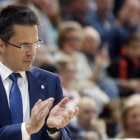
[0,67,73,140]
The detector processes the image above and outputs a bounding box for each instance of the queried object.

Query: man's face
[83,34,99,56]
[125,40,140,58]
[0,25,38,72]
[78,101,97,128]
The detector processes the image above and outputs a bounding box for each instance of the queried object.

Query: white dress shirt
[0,61,30,140]
[0,61,60,140]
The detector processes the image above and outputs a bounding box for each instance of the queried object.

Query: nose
[26,45,36,56]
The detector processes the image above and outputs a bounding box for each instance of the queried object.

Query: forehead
[80,102,96,111]
[128,107,140,116]
[10,25,38,43]
[13,25,38,35]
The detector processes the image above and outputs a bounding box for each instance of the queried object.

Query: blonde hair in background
[117,101,140,138]
[58,21,82,49]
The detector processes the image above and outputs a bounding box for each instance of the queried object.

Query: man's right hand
[25,98,54,135]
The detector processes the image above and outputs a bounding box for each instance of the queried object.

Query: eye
[21,44,31,50]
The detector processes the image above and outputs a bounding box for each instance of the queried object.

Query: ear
[0,39,5,53]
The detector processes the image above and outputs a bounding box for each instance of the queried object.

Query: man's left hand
[46,97,79,128]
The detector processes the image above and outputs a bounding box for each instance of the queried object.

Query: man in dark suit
[0,5,79,140]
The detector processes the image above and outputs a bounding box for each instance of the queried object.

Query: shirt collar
[0,61,26,82]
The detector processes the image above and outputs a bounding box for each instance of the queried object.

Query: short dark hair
[123,33,140,46]
[0,5,40,41]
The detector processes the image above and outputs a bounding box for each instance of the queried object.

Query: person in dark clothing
[108,34,140,96]
[62,0,91,27]
[87,0,116,47]
[109,0,140,59]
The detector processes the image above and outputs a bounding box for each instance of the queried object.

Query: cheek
[127,117,136,127]
[10,52,26,64]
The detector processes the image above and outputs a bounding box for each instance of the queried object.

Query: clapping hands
[47,97,79,128]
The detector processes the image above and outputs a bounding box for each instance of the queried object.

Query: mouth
[24,60,33,64]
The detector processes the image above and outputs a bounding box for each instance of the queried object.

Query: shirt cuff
[47,130,61,139]
[22,122,30,140]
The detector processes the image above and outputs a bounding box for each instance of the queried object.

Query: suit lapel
[0,76,11,127]
[26,71,48,140]
[26,71,48,113]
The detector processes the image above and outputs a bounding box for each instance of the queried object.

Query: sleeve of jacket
[0,124,22,140]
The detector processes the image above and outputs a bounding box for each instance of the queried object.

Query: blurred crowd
[1,0,140,139]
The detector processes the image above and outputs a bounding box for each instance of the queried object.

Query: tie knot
[9,73,20,82]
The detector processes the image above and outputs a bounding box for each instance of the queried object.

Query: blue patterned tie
[9,73,23,124]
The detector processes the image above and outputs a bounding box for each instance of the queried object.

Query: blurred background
[1,0,140,139]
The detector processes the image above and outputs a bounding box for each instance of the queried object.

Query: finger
[40,101,53,118]
[35,99,42,106]
[60,118,65,128]
[63,114,70,124]
[37,98,54,112]
[35,98,54,107]
[61,117,67,127]
[74,107,79,116]
[58,97,69,108]
[68,110,75,120]
[48,97,54,102]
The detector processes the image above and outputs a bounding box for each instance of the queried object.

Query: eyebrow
[20,39,39,45]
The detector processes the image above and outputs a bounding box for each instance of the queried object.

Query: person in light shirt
[0,5,79,140]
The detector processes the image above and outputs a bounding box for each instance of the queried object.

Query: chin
[23,65,32,71]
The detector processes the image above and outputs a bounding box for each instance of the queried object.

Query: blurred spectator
[62,0,91,27]
[116,0,140,27]
[82,26,119,99]
[113,0,126,17]
[46,0,61,26]
[107,34,140,97]
[41,0,62,45]
[75,80,110,115]
[117,100,140,138]
[87,0,116,47]
[31,0,57,47]
[69,97,108,140]
[109,0,140,59]
[55,21,90,81]
[57,56,81,110]
[55,21,111,114]
[82,26,120,137]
